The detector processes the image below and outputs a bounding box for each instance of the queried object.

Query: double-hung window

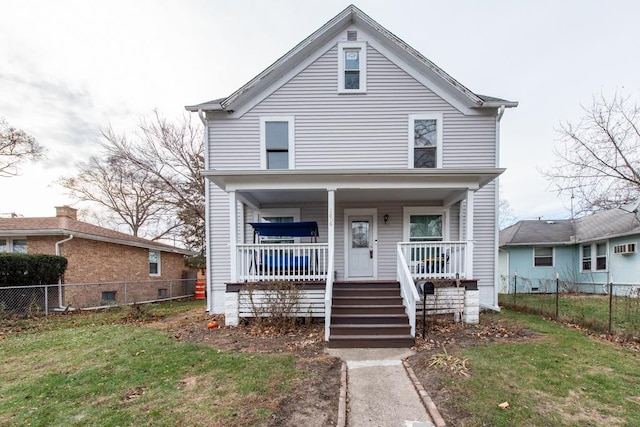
[338,41,367,93]
[533,247,553,267]
[581,243,608,271]
[409,114,443,168]
[258,209,300,244]
[581,245,591,270]
[149,250,160,276]
[595,243,607,270]
[260,117,294,170]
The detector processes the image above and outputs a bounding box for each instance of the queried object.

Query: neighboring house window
[102,291,116,302]
[582,243,608,271]
[338,41,367,93]
[158,288,168,298]
[581,245,591,271]
[149,250,160,276]
[260,117,294,170]
[0,238,27,253]
[534,247,553,267]
[409,114,443,168]
[595,243,607,271]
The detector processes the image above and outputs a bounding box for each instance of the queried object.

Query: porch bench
[263,254,310,275]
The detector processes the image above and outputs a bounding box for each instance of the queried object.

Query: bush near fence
[0,279,196,319]
[499,274,640,341]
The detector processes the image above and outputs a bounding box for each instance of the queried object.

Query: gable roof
[500,208,640,247]
[186,5,517,115]
[0,216,194,255]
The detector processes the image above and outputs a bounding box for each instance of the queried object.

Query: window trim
[0,237,27,253]
[256,208,301,244]
[402,206,450,242]
[408,114,443,168]
[149,250,161,276]
[533,246,554,268]
[581,244,592,271]
[260,116,295,170]
[338,41,367,94]
[580,242,609,272]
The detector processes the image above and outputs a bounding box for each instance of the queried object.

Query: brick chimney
[55,205,78,220]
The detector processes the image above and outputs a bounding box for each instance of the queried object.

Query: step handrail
[397,245,419,336]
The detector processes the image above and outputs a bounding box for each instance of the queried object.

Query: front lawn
[0,301,296,426]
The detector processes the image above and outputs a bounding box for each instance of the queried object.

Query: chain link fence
[498,274,640,340]
[0,279,196,319]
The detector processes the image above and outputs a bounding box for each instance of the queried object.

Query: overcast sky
[2,0,639,224]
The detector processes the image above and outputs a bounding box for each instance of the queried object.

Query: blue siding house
[499,204,640,296]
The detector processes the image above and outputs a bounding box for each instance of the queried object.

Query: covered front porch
[207,168,502,340]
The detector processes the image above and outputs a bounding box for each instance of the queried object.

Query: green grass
[0,301,296,426]
[437,310,640,426]
[499,293,640,338]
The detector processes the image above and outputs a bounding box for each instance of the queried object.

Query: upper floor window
[0,238,27,253]
[260,117,294,170]
[338,42,367,93]
[533,247,553,267]
[149,250,160,276]
[409,114,443,168]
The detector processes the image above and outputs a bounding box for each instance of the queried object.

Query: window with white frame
[533,247,553,267]
[581,242,608,271]
[409,114,443,168]
[403,207,448,264]
[581,244,591,271]
[595,243,607,270]
[257,209,300,244]
[149,250,160,276]
[338,41,367,93]
[260,117,294,170]
[0,238,27,253]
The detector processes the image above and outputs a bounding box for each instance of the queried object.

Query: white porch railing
[397,246,419,336]
[398,241,469,280]
[236,243,329,282]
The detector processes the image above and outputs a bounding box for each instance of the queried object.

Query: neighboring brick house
[0,206,195,308]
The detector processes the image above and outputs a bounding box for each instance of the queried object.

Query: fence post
[124,282,128,305]
[608,278,613,335]
[45,285,49,316]
[555,273,559,320]
[513,272,517,305]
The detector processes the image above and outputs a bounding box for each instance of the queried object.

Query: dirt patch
[146,308,340,426]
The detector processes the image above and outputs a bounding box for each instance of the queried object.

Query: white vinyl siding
[208,44,497,170]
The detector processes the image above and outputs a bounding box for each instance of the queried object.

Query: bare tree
[499,198,517,229]
[102,112,205,261]
[58,147,174,238]
[543,92,640,214]
[0,117,45,177]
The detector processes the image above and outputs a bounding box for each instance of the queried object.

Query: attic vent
[613,242,637,255]
[347,30,358,41]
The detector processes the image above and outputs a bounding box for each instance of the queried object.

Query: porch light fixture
[384,214,389,224]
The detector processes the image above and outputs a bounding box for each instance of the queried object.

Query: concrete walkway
[327,348,438,427]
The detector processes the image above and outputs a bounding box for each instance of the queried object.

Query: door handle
[369,249,373,259]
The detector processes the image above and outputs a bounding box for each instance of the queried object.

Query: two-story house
[187,5,516,346]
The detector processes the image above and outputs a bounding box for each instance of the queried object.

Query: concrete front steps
[328,281,414,348]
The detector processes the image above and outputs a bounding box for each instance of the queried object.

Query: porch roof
[204,168,503,206]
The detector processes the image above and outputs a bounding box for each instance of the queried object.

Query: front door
[348,215,374,278]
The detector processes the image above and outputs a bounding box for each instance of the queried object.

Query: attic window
[347,30,358,41]
[338,42,367,93]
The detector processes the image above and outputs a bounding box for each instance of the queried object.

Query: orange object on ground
[207,321,219,329]
[195,279,205,299]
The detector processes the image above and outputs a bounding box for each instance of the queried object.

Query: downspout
[198,109,214,314]
[55,234,74,309]
[487,104,507,311]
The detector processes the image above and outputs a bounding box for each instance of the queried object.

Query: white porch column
[327,188,336,280]
[229,190,238,282]
[466,189,474,279]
